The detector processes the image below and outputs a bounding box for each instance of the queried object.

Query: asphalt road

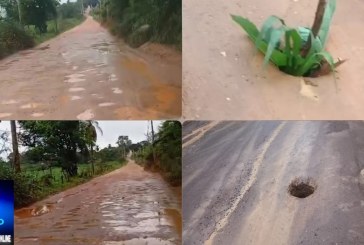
[15,161,181,245]
[183,121,364,245]
[0,16,181,120]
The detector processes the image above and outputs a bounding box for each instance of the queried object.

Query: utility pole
[80,0,84,15]
[16,0,22,25]
[10,121,20,173]
[150,121,156,164]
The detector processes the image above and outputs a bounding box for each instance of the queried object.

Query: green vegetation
[0,121,127,207]
[231,0,344,78]
[0,20,34,58]
[26,17,84,45]
[92,0,182,49]
[0,0,85,58]
[0,120,182,206]
[133,121,181,186]
[1,160,125,207]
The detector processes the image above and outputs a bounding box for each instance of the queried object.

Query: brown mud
[0,16,181,120]
[15,161,181,245]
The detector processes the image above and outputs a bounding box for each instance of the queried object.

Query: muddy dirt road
[183,0,364,120]
[183,121,364,245]
[15,161,182,245]
[0,16,181,120]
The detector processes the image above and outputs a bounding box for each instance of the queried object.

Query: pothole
[288,177,316,198]
[15,204,54,218]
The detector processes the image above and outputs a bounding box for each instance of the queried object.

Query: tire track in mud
[204,122,287,245]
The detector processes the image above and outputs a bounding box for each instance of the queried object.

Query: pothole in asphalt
[288,178,316,198]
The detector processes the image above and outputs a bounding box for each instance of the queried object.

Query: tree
[116,135,132,158]
[10,120,20,173]
[19,121,88,177]
[84,121,103,175]
[0,128,10,157]
[21,0,59,33]
[154,121,181,183]
[0,0,19,21]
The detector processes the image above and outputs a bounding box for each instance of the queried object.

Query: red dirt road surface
[0,16,181,120]
[15,161,182,245]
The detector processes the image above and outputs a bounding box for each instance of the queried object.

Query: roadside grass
[0,17,85,59]
[25,17,85,45]
[90,8,182,51]
[20,160,126,205]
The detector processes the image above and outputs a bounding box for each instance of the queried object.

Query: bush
[0,21,34,58]
[58,2,83,20]
[97,0,182,48]
[0,164,39,207]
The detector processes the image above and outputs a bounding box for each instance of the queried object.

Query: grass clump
[0,21,34,59]
[25,17,85,45]
[231,0,344,78]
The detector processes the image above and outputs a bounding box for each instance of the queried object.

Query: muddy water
[15,162,181,245]
[0,16,181,120]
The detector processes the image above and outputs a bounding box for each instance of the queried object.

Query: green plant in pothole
[231,0,345,78]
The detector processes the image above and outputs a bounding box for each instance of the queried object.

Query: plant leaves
[264,27,285,66]
[231,15,287,66]
[318,0,336,47]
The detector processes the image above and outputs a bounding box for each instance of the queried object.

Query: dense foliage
[0,120,129,207]
[0,0,84,58]
[93,0,182,48]
[0,20,34,58]
[0,163,39,207]
[19,121,90,177]
[133,121,181,185]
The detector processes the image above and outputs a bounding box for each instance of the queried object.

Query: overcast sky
[0,121,162,157]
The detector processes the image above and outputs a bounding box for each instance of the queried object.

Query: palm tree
[10,120,20,173]
[84,121,103,175]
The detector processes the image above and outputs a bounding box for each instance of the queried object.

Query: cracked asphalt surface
[183,121,364,245]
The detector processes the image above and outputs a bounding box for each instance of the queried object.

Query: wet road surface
[0,16,181,120]
[183,121,364,245]
[15,161,182,245]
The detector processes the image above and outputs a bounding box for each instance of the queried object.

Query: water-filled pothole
[15,204,54,218]
[288,178,316,198]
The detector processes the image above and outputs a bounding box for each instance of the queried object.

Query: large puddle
[15,204,54,219]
